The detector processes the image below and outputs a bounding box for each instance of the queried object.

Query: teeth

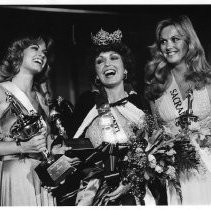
[34,58,43,65]
[104,69,116,76]
[167,52,176,56]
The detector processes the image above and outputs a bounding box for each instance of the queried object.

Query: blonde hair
[145,15,211,101]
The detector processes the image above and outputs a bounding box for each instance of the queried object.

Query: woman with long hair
[0,34,55,206]
[145,15,211,205]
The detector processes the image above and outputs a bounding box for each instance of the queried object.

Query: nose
[166,40,174,50]
[38,50,46,58]
[105,58,111,66]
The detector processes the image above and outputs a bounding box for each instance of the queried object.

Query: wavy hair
[144,15,211,101]
[0,34,53,89]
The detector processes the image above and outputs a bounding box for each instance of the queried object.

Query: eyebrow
[160,34,182,40]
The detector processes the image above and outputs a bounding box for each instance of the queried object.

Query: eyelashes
[30,45,48,56]
[95,54,120,65]
[160,36,181,45]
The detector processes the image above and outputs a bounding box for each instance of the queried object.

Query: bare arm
[0,130,47,156]
[206,84,211,106]
[0,140,22,156]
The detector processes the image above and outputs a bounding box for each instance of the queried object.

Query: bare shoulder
[206,84,211,100]
[0,83,10,117]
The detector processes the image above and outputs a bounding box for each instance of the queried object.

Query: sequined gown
[0,83,56,206]
[154,75,211,205]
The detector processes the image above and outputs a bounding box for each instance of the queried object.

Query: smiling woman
[0,34,56,206]
[95,51,126,89]
[144,15,211,205]
[159,25,188,66]
[22,43,48,74]
[59,28,163,206]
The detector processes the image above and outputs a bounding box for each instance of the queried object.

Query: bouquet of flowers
[119,120,182,204]
[119,110,208,204]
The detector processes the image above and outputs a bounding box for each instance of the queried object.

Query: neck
[105,83,127,103]
[172,62,188,78]
[12,71,34,95]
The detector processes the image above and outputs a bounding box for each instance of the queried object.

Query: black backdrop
[0,5,211,104]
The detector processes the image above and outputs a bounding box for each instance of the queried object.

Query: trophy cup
[6,92,77,187]
[35,97,77,187]
[175,88,198,130]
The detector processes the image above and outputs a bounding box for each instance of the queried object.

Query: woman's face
[21,40,47,74]
[159,25,188,66]
[95,51,126,88]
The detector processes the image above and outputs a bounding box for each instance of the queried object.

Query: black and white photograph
[0,2,211,207]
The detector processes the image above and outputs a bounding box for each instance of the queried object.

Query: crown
[91,29,123,46]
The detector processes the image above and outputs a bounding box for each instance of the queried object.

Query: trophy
[6,91,42,142]
[48,96,73,146]
[6,92,77,187]
[175,88,198,130]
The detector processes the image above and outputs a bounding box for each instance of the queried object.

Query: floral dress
[154,74,211,205]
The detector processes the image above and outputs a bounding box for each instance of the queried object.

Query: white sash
[0,81,47,128]
[74,105,98,138]
[168,74,187,116]
[73,101,145,140]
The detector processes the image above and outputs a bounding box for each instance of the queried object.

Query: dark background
[0,5,211,104]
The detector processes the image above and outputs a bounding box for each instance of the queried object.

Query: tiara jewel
[91,29,123,46]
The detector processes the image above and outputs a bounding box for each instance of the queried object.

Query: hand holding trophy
[6,92,77,187]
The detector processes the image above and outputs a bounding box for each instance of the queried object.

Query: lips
[33,57,43,66]
[104,69,116,77]
[166,51,178,56]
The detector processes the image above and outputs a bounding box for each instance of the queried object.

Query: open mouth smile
[104,69,116,77]
[166,51,178,56]
[33,58,44,66]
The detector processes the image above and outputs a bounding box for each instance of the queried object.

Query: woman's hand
[18,128,47,153]
[51,144,82,167]
[20,133,47,153]
[51,144,72,155]
[104,182,131,202]
[62,155,82,167]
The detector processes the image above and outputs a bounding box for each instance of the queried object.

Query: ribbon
[62,142,130,204]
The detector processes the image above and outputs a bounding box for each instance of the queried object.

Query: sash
[0,81,47,128]
[73,101,145,141]
[168,74,187,116]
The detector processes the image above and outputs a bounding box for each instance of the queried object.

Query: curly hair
[87,41,136,88]
[144,15,211,101]
[0,34,54,90]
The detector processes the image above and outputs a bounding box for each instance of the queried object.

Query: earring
[94,77,101,86]
[124,71,128,80]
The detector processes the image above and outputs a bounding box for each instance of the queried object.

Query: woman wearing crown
[63,29,167,206]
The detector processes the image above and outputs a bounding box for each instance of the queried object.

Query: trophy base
[35,155,77,187]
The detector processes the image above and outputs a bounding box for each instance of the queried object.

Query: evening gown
[153,74,211,205]
[75,98,156,205]
[0,82,56,206]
